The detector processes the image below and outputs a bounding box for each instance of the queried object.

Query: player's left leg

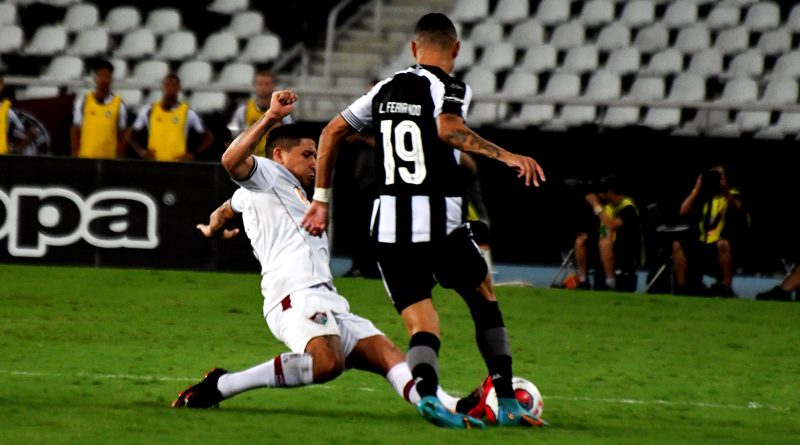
[598,237,616,289]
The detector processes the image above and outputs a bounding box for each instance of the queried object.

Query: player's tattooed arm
[441,126,501,160]
[197,199,240,239]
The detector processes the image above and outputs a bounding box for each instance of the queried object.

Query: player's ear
[410,40,418,59]
[453,40,460,59]
[273,146,283,163]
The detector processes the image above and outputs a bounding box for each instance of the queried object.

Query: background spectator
[228,71,293,157]
[70,60,128,159]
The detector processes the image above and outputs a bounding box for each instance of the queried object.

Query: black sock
[487,355,513,398]
[407,332,440,398]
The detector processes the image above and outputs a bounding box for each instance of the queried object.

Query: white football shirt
[231,157,333,313]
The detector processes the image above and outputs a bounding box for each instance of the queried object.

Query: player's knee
[672,240,684,255]
[575,232,588,249]
[717,238,731,254]
[311,349,344,383]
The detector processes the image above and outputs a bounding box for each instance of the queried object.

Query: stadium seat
[228,11,264,38]
[756,28,791,57]
[596,22,631,51]
[40,0,80,6]
[663,1,698,28]
[725,50,763,79]
[24,25,67,56]
[713,26,750,55]
[506,72,580,128]
[738,78,798,132]
[478,42,515,71]
[553,70,621,128]
[464,66,496,95]
[492,0,529,24]
[0,26,23,54]
[755,111,800,139]
[176,60,213,87]
[156,31,197,61]
[117,88,143,109]
[605,47,640,74]
[0,4,17,26]
[189,91,228,114]
[42,55,83,80]
[115,29,156,60]
[518,44,557,73]
[109,59,129,80]
[130,60,170,84]
[451,0,489,24]
[771,52,800,79]
[17,86,60,100]
[470,21,503,46]
[561,45,599,74]
[208,0,249,15]
[63,3,99,33]
[464,68,504,126]
[238,34,281,63]
[580,0,615,28]
[454,40,475,69]
[743,2,780,32]
[550,21,585,50]
[620,0,655,28]
[706,77,759,137]
[705,4,741,30]
[786,4,800,33]
[642,48,683,76]
[104,6,141,35]
[508,19,543,48]
[633,23,669,53]
[216,62,255,87]
[145,8,181,36]
[643,73,705,130]
[197,31,238,62]
[67,28,109,57]
[674,25,710,54]
[686,48,722,78]
[500,71,538,96]
[536,0,570,26]
[603,76,666,128]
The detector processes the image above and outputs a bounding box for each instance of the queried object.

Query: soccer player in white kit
[172,91,472,421]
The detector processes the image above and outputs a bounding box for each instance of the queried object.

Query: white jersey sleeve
[230,187,247,213]
[232,156,280,192]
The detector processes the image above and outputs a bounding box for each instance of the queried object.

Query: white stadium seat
[717,77,758,104]
[0,26,23,54]
[479,42,515,71]
[580,0,614,28]
[145,8,182,36]
[536,0,570,26]
[757,28,791,57]
[463,67,496,95]
[553,70,620,128]
[725,50,763,79]
[771,52,800,79]
[686,49,722,78]
[663,1,698,28]
[508,19,544,48]
[596,22,631,51]
[238,34,281,63]
[642,73,704,130]
[500,71,538,96]
[67,28,109,57]
[705,4,741,30]
[492,0,529,24]
[40,0,80,6]
[787,5,800,33]
[674,25,710,54]
[603,76,666,128]
[550,21,585,50]
[176,60,213,87]
[633,23,668,53]
[738,78,798,132]
[42,55,83,80]
[0,4,18,26]
[117,89,143,109]
[743,2,780,32]
[24,25,67,56]
[454,40,475,69]
[208,0,249,15]
[451,0,489,24]
[470,21,503,46]
[605,47,640,74]
[713,26,750,55]
[228,11,264,38]
[156,31,197,61]
[104,6,141,35]
[216,62,255,87]
[755,112,800,139]
[17,86,60,100]
[130,60,170,84]
[109,59,129,80]
[561,45,599,74]
[197,31,238,62]
[189,91,228,114]
[518,44,557,73]
[620,0,655,28]
[115,29,156,60]
[642,48,683,76]
[63,3,99,32]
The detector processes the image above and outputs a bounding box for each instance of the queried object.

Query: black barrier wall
[1,129,798,275]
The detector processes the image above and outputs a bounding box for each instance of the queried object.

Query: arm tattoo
[445,128,500,159]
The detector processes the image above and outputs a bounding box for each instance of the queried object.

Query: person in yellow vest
[228,71,293,157]
[1,75,32,155]
[574,175,643,292]
[70,60,128,159]
[672,165,745,297]
[125,74,214,162]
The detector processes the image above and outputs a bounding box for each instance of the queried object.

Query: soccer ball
[484,376,543,424]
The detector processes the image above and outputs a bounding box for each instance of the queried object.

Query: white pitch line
[0,370,789,412]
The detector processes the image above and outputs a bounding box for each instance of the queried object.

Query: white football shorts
[264,283,383,357]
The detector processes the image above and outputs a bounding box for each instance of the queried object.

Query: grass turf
[0,264,797,444]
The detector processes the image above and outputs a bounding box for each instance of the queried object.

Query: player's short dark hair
[414,13,457,47]
[164,73,181,84]
[254,70,276,81]
[599,174,624,195]
[93,59,114,73]
[265,124,314,159]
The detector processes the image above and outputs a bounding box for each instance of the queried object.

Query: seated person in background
[756,266,799,302]
[574,175,643,292]
[227,71,294,157]
[124,74,214,162]
[672,165,746,297]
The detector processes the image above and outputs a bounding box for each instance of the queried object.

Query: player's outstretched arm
[222,89,297,180]
[301,115,355,237]
[436,113,546,187]
[196,199,240,239]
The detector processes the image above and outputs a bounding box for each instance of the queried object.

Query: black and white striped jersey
[341,64,473,245]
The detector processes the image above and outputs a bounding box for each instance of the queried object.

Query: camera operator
[672,165,745,297]
[573,175,644,291]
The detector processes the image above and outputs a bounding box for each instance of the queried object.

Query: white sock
[384,362,458,410]
[217,352,313,398]
[605,277,616,289]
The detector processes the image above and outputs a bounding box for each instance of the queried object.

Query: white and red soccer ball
[484,376,543,424]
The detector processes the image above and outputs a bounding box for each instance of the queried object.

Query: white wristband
[312,187,332,203]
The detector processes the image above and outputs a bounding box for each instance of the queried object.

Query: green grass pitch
[0,264,797,444]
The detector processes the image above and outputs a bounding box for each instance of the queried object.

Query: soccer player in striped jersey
[302,13,546,429]
[173,95,473,423]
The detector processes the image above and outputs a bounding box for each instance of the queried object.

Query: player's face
[94,68,112,92]
[162,77,180,102]
[254,75,276,100]
[278,138,317,188]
